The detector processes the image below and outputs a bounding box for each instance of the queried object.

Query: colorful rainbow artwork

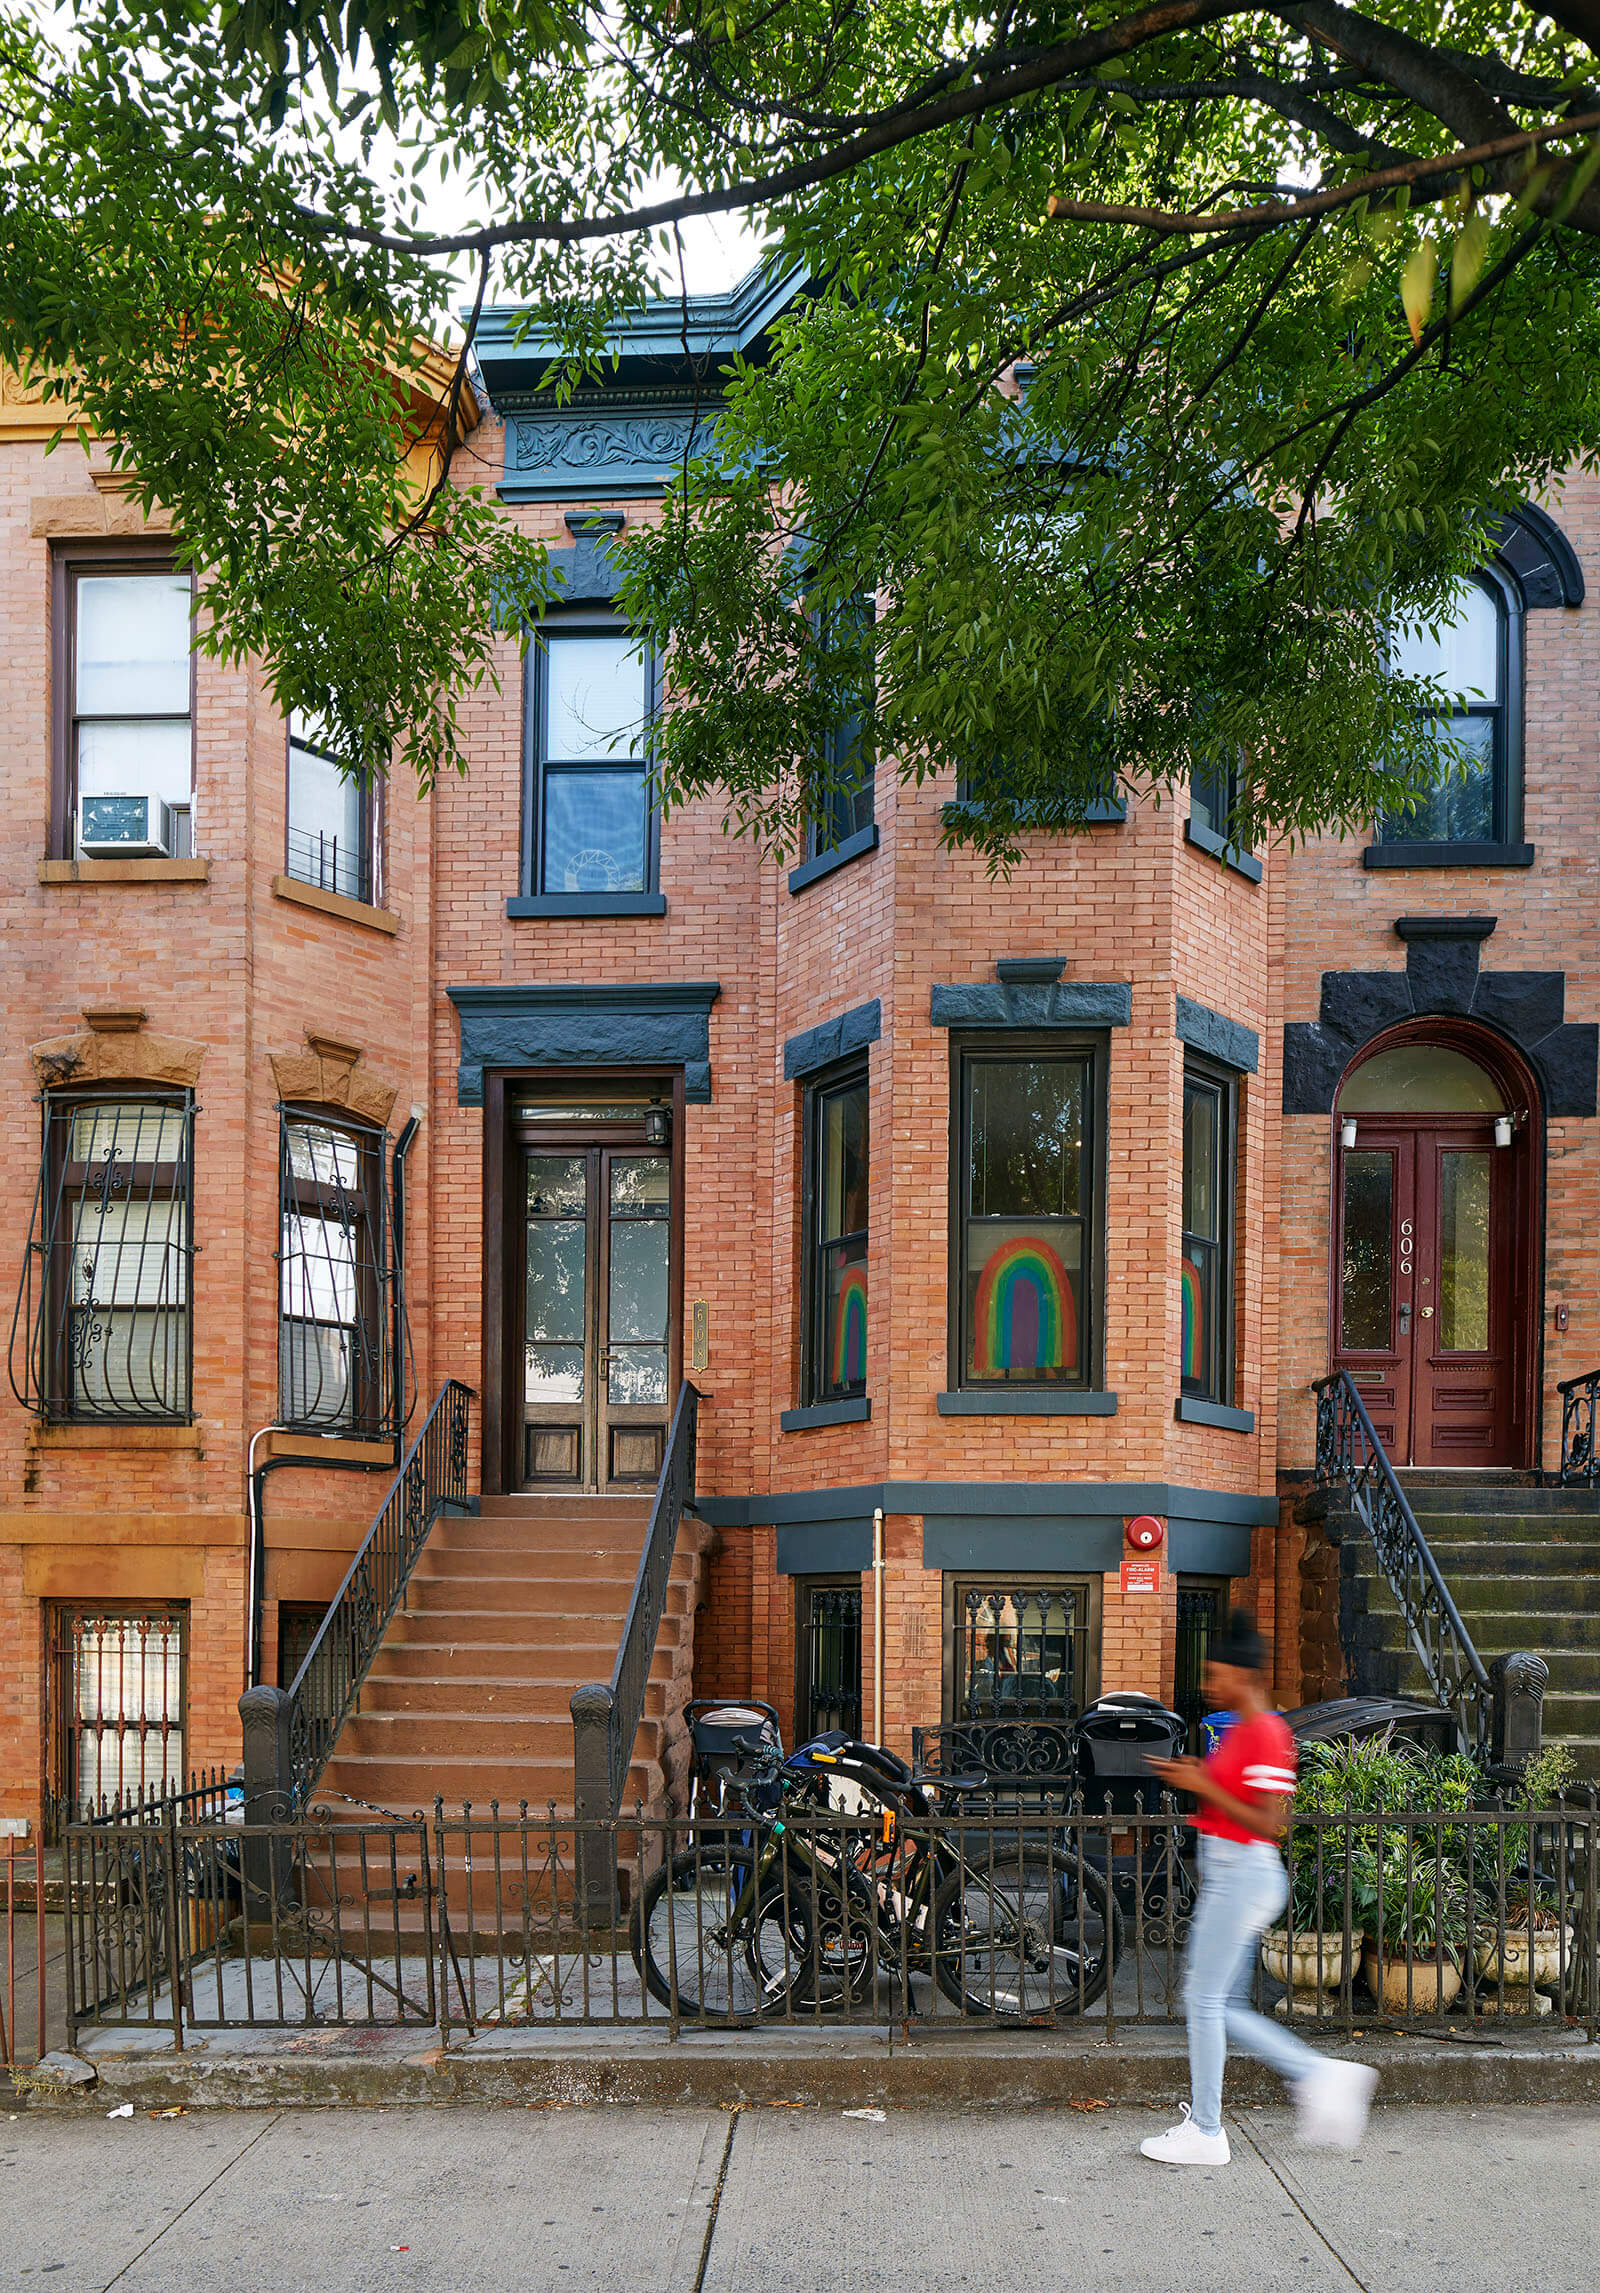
[1180,1257,1205,1382]
[831,1263,868,1389]
[971,1235,1077,1376]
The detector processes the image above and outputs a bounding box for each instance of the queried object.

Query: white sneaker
[1140,2104,1231,2166]
[1295,2060,1378,2150]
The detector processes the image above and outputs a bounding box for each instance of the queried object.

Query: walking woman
[1140,1610,1377,2165]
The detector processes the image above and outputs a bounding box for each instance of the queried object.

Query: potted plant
[1261,1851,1352,2000]
[1471,1746,1576,2003]
[1359,1847,1468,2012]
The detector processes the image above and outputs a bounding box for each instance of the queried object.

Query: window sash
[62,564,195,855]
[1181,1064,1235,1404]
[803,1067,869,1403]
[955,1049,1099,1390]
[286,716,376,905]
[1378,572,1515,846]
[34,1093,195,1424]
[525,627,659,896]
[277,1109,390,1437]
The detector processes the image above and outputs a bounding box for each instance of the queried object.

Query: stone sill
[506,893,668,920]
[271,874,399,934]
[260,1429,397,1466]
[1184,820,1263,883]
[935,1390,1119,1417]
[31,1421,201,1451]
[1362,842,1536,871]
[1175,1395,1256,1434]
[780,1397,871,1432]
[39,858,210,887]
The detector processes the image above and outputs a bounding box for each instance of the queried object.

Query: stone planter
[1361,1943,1461,2013]
[1260,1928,1350,1993]
[1472,1924,1571,1991]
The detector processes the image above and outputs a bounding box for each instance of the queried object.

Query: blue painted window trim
[784,1000,882,1082]
[1185,818,1263,882]
[936,1390,1118,1417]
[780,1396,872,1432]
[1175,994,1259,1075]
[506,892,667,920]
[930,980,1132,1029]
[1175,1395,1255,1434]
[942,794,1126,829]
[1362,841,1535,871]
[787,822,879,894]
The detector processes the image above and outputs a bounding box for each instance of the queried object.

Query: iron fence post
[571,1682,617,1927]
[238,1683,294,1916]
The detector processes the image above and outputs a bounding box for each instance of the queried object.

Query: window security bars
[47,1605,187,1832]
[1174,1580,1226,1752]
[952,1583,1089,1722]
[278,1106,395,1441]
[9,1093,194,1424]
[62,1790,1600,2044]
[799,1582,863,1741]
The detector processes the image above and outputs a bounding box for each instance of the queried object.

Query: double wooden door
[521,1142,673,1490]
[1332,1119,1516,1467]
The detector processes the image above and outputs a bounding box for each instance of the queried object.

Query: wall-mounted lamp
[1340,1117,1358,1150]
[644,1105,669,1147]
[1494,1115,1513,1149]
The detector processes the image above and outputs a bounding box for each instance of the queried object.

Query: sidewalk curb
[29,2034,1600,2114]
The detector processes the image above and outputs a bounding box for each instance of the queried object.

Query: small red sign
[1120,1557,1161,1596]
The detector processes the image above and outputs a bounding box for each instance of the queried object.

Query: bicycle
[630,1718,1120,2021]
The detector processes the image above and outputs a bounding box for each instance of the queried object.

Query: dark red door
[1333,1121,1514,1467]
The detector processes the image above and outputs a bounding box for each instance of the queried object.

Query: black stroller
[1073,1691,1198,1934]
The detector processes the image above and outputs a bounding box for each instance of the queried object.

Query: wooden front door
[518,1130,675,1491]
[1333,1120,1517,1467]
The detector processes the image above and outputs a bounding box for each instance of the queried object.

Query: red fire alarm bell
[1125,1514,1164,1553]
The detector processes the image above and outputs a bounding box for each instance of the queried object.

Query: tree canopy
[7,1,1600,851]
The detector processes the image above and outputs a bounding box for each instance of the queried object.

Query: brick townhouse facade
[1,266,1596,1831]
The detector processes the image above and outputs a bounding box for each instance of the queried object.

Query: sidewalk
[5,2098,1599,2291]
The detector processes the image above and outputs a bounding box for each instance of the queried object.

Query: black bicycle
[631,1713,1120,2021]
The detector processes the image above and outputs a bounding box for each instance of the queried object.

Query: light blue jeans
[1184,1835,1323,2136]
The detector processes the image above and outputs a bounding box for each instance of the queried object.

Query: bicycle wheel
[931,1844,1120,2017]
[748,1851,878,2014]
[633,1841,781,2018]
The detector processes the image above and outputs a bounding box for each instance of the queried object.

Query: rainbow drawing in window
[1180,1255,1205,1384]
[971,1235,1077,1376]
[830,1263,868,1390]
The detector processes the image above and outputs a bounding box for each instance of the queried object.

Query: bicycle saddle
[912,1767,989,1793]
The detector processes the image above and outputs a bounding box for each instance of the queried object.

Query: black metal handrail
[1312,1371,1490,1750]
[571,1382,699,1909]
[1557,1368,1600,1486]
[281,1378,473,1810]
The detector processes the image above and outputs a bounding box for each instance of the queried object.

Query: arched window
[1377,571,1523,856]
[277,1107,392,1438]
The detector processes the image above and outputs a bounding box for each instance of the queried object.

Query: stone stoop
[1305,1478,1600,1776]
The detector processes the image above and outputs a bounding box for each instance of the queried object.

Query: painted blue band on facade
[783,1000,882,1082]
[1176,995,1260,1075]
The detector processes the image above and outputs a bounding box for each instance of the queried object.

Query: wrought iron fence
[61,1788,1600,2046]
[273,1379,473,1812]
[1313,1370,1491,1748]
[1558,1366,1600,1486]
[0,1835,51,2069]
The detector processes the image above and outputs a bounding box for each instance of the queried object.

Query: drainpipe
[872,1506,885,1747]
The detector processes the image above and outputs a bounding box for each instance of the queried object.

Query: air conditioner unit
[78,794,176,858]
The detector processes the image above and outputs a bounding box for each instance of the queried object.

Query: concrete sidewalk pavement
[5,2101,1598,2292]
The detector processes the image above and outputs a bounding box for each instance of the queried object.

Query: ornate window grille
[277,1105,396,1439]
[46,1603,187,1829]
[951,1582,1090,1722]
[9,1091,195,1423]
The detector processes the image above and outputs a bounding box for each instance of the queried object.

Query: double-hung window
[24,1094,194,1422]
[286,713,378,906]
[524,626,657,905]
[1180,1060,1236,1406]
[54,555,194,859]
[953,1044,1103,1391]
[802,1065,869,1404]
[278,1108,391,1439]
[802,593,876,864]
[1378,573,1520,850]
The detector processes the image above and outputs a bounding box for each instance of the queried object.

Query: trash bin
[1200,1709,1239,1757]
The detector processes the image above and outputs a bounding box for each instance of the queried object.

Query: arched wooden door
[1330,1026,1541,1469]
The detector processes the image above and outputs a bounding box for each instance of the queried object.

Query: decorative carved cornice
[269,1031,397,1127]
[500,404,714,501]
